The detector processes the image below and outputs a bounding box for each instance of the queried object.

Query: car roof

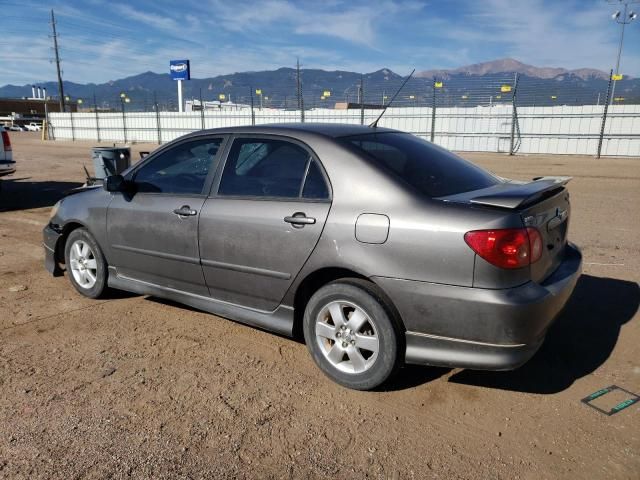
[191,123,400,139]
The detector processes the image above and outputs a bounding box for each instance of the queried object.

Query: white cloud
[111,4,180,32]
[461,0,639,74]
[205,0,414,45]
[1,0,638,86]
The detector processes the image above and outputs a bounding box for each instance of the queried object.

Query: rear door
[199,135,331,311]
[106,136,226,295]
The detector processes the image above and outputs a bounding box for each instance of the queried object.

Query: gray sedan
[43,124,582,390]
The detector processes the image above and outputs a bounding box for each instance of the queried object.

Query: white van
[0,126,15,184]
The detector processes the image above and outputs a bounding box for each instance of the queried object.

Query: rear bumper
[375,243,582,370]
[404,332,544,370]
[43,224,64,276]
[0,160,16,177]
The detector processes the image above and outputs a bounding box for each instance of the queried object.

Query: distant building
[185,99,252,112]
[0,98,77,127]
[333,102,385,110]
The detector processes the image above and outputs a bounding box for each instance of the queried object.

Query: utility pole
[50,9,65,113]
[296,58,304,122]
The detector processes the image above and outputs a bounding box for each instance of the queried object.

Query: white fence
[48,104,640,157]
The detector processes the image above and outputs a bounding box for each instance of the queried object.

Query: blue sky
[1,0,639,85]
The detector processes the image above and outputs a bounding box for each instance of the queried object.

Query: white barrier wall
[49,104,640,157]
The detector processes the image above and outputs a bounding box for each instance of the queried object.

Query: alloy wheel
[314,300,379,374]
[68,239,98,289]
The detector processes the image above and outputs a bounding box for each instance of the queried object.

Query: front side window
[342,132,500,197]
[134,138,223,194]
[219,138,326,199]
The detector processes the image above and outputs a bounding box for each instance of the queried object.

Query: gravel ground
[0,132,638,479]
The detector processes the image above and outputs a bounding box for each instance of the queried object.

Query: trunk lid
[439,176,572,283]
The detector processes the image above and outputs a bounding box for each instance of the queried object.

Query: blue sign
[170,60,190,81]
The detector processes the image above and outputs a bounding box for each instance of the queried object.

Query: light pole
[610,1,638,103]
[120,92,130,143]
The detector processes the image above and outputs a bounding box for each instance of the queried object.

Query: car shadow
[449,274,639,394]
[0,177,84,212]
[105,288,140,300]
[380,365,451,391]
[133,275,638,394]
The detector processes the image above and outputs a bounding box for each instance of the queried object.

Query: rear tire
[64,228,108,299]
[303,279,401,390]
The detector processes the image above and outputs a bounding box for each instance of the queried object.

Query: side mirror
[103,174,130,192]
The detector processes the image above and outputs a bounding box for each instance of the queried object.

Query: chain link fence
[48,70,640,157]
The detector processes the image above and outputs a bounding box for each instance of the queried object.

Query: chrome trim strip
[200,258,291,280]
[406,331,527,348]
[111,244,200,265]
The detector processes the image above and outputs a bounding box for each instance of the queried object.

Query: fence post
[93,93,100,142]
[121,100,127,144]
[70,110,75,141]
[154,92,161,145]
[597,69,614,159]
[199,88,205,130]
[296,59,304,123]
[44,100,50,140]
[250,86,256,126]
[509,73,519,156]
[430,77,436,142]
[359,76,365,125]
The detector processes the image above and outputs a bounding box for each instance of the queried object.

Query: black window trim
[125,134,229,197]
[208,133,332,203]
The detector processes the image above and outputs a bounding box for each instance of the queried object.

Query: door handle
[173,205,197,217]
[284,212,316,228]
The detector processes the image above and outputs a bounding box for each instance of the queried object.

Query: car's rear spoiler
[469,176,572,209]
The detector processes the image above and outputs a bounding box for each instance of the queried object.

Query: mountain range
[1,58,637,109]
[416,58,611,81]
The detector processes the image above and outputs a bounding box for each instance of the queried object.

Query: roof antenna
[369,68,415,128]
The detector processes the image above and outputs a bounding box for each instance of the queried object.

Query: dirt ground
[1,132,639,479]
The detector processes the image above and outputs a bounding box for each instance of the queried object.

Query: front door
[199,136,331,311]
[107,136,225,295]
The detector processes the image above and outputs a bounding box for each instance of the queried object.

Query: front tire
[303,279,401,390]
[64,228,108,299]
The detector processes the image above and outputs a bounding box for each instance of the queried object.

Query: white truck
[0,126,15,190]
[26,122,42,132]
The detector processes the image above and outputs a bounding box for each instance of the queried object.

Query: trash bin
[91,147,131,179]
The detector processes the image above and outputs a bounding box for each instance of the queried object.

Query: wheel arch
[55,221,88,265]
[291,267,405,341]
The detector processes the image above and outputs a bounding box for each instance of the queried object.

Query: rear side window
[218,138,329,199]
[302,161,330,199]
[342,133,499,197]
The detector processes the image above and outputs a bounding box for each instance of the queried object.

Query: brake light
[1,131,10,152]
[464,227,542,269]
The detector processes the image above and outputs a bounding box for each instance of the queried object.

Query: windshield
[342,132,501,197]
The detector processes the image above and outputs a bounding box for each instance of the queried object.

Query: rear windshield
[342,132,500,197]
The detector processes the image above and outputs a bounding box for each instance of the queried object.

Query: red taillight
[1,131,11,152]
[464,227,542,269]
